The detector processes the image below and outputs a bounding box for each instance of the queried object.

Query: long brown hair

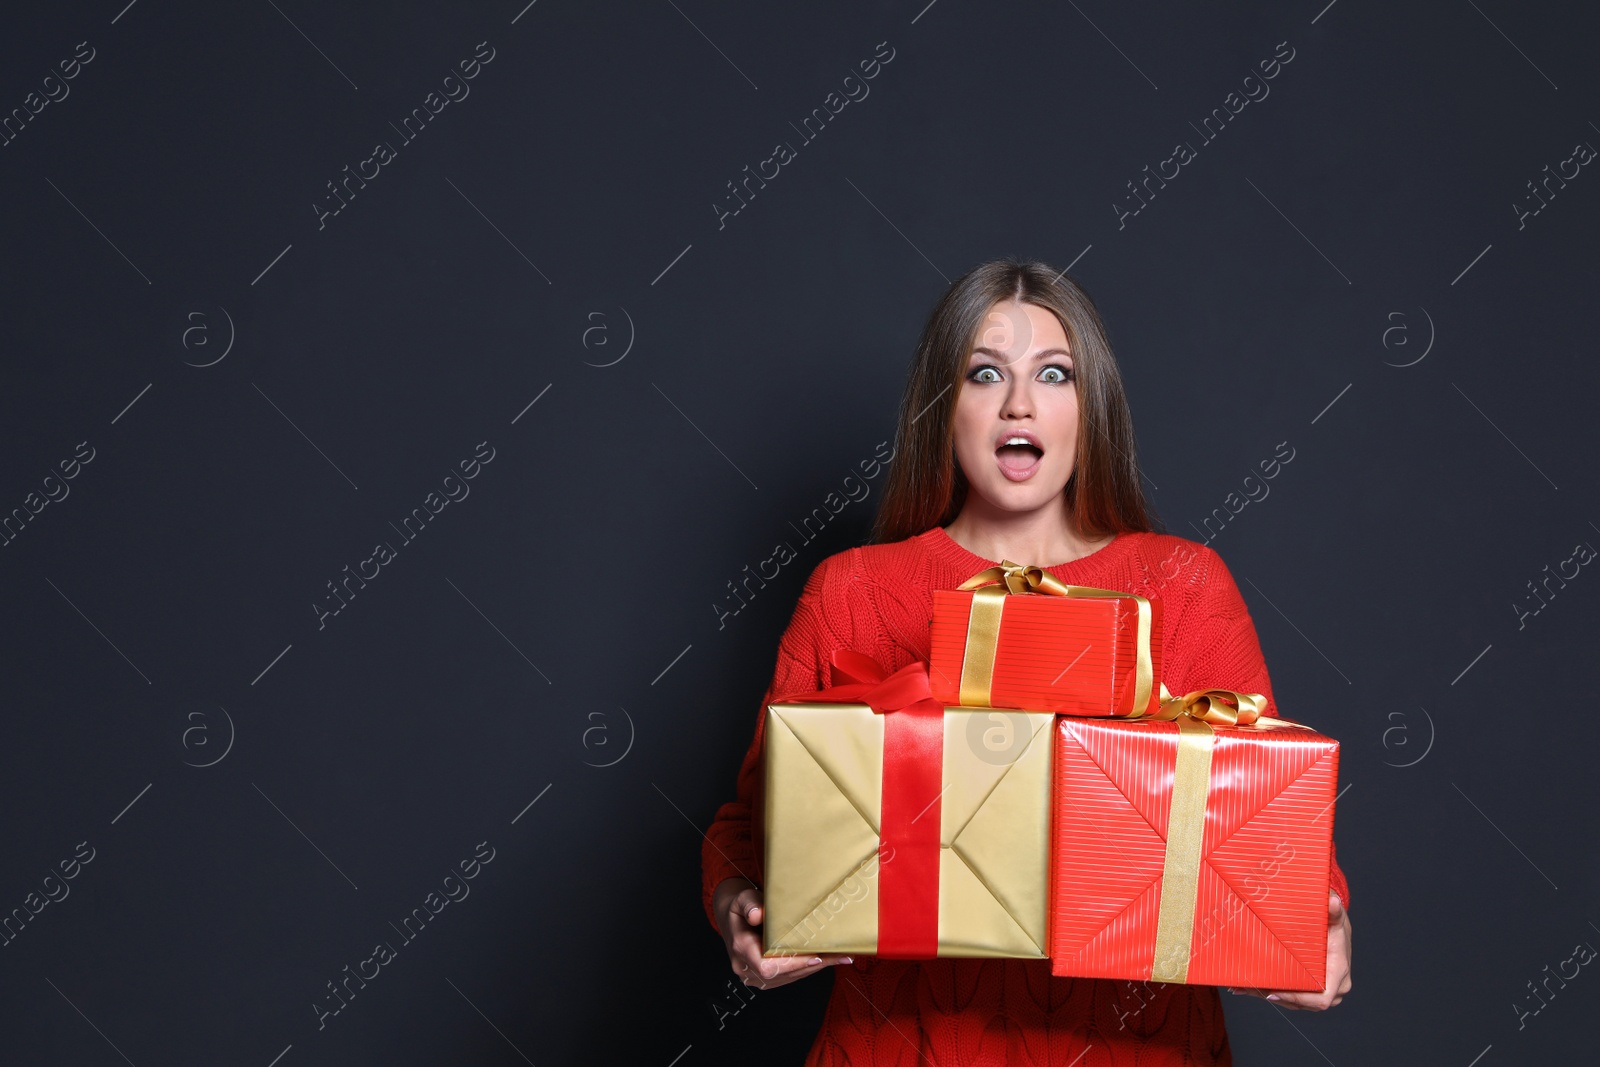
[870,257,1160,544]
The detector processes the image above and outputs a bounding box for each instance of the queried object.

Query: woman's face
[950,299,1079,513]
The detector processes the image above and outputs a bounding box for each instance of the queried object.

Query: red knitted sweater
[702,526,1350,1066]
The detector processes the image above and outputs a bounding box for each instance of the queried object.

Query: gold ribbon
[1146,682,1310,983]
[954,560,1155,717]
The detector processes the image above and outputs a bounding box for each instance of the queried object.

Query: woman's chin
[969,477,1069,513]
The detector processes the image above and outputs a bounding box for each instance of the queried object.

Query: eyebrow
[970,346,1072,361]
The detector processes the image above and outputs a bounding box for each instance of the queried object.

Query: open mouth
[995,438,1044,481]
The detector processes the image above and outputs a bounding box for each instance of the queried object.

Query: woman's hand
[713,877,853,989]
[1231,890,1352,1010]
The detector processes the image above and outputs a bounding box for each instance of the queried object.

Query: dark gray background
[1,1,1594,1063]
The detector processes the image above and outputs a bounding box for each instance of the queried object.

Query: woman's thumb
[745,902,763,925]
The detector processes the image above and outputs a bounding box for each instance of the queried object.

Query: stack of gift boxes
[755,561,1341,992]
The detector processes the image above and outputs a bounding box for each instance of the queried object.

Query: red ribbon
[781,650,945,958]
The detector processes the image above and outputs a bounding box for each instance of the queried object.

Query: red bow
[783,649,943,713]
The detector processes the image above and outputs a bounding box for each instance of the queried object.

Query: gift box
[1049,686,1339,991]
[929,560,1164,717]
[756,650,1054,959]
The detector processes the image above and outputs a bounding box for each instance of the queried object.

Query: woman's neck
[943,496,1112,569]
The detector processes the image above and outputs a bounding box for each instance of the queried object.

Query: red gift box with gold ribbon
[929,560,1164,717]
[1049,686,1339,991]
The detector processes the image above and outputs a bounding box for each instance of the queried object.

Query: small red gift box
[929,560,1164,717]
[1049,687,1339,991]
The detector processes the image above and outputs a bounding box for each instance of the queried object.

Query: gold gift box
[757,700,1054,958]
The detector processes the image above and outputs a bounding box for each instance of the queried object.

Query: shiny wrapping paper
[929,562,1165,717]
[1050,709,1339,991]
[757,689,1055,959]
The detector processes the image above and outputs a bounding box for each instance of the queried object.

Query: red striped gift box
[1049,710,1340,991]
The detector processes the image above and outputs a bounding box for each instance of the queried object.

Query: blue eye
[1039,365,1074,384]
[969,366,1002,383]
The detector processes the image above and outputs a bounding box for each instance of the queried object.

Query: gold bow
[959,560,1069,597]
[954,559,1156,717]
[1150,682,1291,727]
[1146,681,1310,983]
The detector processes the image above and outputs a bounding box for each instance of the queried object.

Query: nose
[1000,371,1035,420]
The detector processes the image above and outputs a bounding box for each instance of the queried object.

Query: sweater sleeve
[700,552,856,934]
[1176,546,1351,912]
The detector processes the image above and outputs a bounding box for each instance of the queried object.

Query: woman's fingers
[1268,989,1344,1010]
[728,913,854,988]
[734,952,853,989]
[1266,991,1314,1010]
[720,885,852,988]
[1227,985,1341,1010]
[728,923,763,965]
[725,897,769,963]
[721,893,763,944]
[730,891,763,929]
[1243,890,1351,1010]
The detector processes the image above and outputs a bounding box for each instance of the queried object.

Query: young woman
[702,259,1352,1065]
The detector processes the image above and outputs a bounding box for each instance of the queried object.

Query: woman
[702,258,1352,1065]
